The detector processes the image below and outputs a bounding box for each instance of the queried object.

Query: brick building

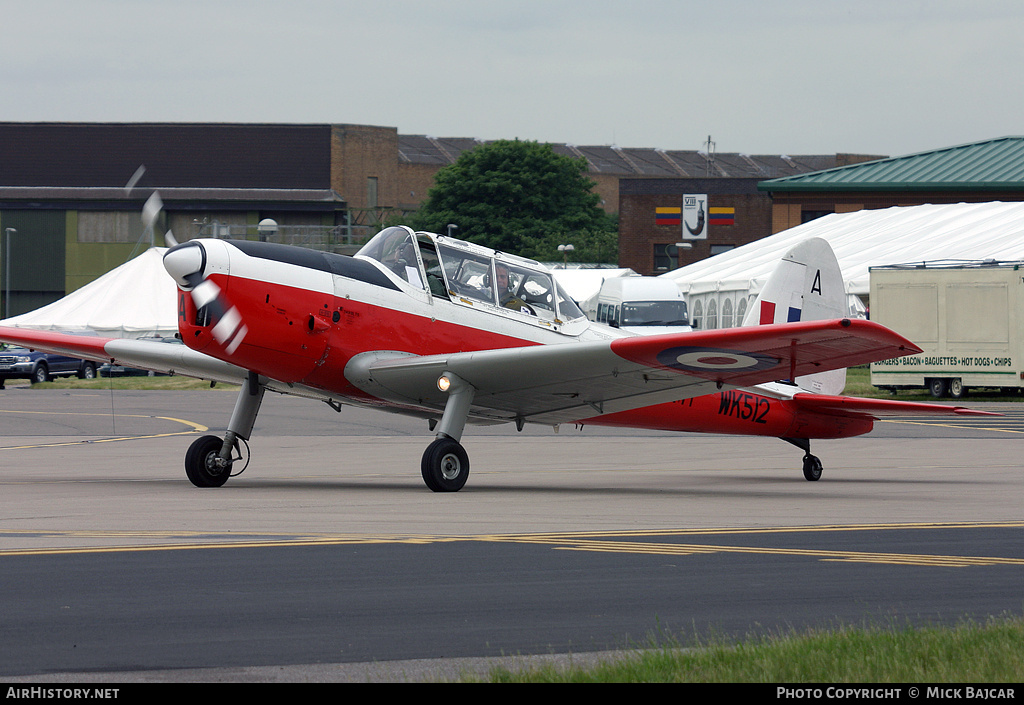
[615,154,882,275]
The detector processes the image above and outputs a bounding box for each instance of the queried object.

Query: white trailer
[869,261,1024,398]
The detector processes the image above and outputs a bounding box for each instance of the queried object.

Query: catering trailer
[870,261,1024,398]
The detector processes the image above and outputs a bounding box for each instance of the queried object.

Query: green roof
[758,137,1024,192]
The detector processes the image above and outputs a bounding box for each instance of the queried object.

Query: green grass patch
[472,617,1024,683]
[26,375,238,391]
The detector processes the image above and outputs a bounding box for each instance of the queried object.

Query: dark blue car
[0,344,97,386]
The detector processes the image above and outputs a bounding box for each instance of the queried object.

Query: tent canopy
[0,247,178,339]
[663,202,1024,297]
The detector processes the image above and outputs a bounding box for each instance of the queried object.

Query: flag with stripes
[656,206,681,226]
[709,207,735,225]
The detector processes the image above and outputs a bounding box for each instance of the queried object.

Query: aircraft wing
[349,318,924,426]
[0,326,248,385]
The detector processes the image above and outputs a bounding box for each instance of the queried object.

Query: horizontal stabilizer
[791,393,1001,418]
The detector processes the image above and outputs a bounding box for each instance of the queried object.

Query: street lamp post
[4,228,15,319]
[558,243,574,268]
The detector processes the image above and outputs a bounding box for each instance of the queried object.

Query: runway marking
[1,522,1022,567]
[0,408,207,448]
[880,419,1024,434]
[528,539,1024,567]
[879,408,1024,434]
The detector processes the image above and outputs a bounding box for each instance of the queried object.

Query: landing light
[437,375,451,392]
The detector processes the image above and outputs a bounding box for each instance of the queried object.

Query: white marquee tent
[662,202,1024,328]
[0,247,178,339]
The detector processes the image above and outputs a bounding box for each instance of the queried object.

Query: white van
[593,277,690,334]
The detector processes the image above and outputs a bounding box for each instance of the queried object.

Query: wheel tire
[421,437,470,492]
[928,378,948,398]
[78,362,97,379]
[948,378,966,398]
[184,435,232,488]
[31,364,49,384]
[802,454,823,482]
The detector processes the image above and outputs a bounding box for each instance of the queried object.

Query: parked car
[0,344,97,386]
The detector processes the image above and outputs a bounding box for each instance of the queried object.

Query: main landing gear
[421,371,475,492]
[184,372,264,488]
[181,367,476,492]
[783,437,823,481]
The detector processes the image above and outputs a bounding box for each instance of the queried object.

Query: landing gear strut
[184,371,264,488]
[421,371,475,492]
[783,437,823,481]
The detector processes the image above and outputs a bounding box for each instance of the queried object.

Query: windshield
[553,282,584,320]
[621,300,689,326]
[356,226,423,288]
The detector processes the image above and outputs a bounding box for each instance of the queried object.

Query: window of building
[801,209,832,224]
[653,244,677,271]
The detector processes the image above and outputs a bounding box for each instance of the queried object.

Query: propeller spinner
[164,241,248,354]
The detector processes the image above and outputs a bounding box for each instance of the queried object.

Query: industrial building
[616,137,1024,275]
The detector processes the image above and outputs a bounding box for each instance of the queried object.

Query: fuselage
[166,230,874,441]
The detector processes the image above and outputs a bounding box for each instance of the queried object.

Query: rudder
[742,238,847,394]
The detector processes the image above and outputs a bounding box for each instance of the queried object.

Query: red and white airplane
[0,226,991,490]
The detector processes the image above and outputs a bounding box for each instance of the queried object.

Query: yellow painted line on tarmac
[0,408,207,449]
[0,532,461,557]
[1,522,1022,567]
[538,539,1024,567]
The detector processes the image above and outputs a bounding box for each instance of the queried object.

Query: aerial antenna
[703,135,716,177]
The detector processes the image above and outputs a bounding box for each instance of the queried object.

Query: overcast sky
[2,0,1021,158]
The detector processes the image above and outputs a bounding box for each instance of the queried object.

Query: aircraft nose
[163,242,206,289]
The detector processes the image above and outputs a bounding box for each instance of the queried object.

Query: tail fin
[742,237,847,394]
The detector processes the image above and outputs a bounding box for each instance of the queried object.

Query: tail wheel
[802,454,823,481]
[184,435,232,488]
[421,437,469,492]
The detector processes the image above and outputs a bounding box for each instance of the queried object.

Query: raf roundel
[656,346,780,373]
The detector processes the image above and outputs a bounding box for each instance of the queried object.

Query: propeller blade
[142,192,163,230]
[124,165,146,194]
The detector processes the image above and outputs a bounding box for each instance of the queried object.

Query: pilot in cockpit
[495,264,534,315]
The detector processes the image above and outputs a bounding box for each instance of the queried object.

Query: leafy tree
[525,224,620,266]
[408,140,617,263]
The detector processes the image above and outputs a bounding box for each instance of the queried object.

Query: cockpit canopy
[356,226,585,325]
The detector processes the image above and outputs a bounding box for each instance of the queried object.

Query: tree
[408,140,617,263]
